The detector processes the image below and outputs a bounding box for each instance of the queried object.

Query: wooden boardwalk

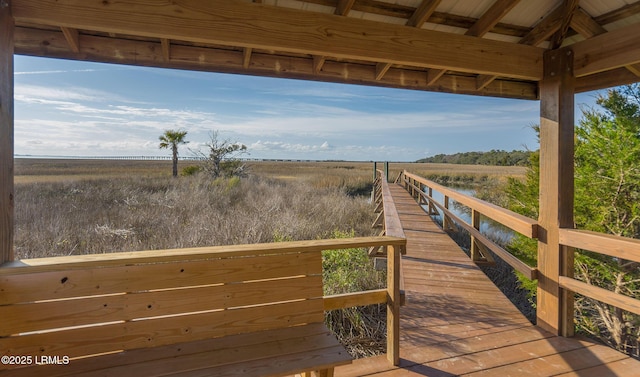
[335,184,640,376]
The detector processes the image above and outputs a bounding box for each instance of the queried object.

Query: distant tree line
[417,149,532,166]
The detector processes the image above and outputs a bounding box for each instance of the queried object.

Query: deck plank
[334,183,640,376]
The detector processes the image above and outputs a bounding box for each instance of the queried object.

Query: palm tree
[159,129,188,177]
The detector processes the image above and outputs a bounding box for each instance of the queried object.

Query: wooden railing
[400,170,538,280]
[558,229,640,316]
[371,168,405,366]
[397,168,640,337]
[0,235,406,367]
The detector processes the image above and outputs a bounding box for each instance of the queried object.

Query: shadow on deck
[335,184,639,376]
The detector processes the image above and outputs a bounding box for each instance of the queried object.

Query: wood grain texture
[572,22,640,77]
[559,228,640,264]
[12,0,544,80]
[0,276,323,336]
[560,276,640,316]
[323,289,387,311]
[0,252,322,304]
[537,48,575,336]
[0,298,324,360]
[0,0,14,265]
[12,27,539,100]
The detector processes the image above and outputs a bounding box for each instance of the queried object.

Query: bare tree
[197,131,248,178]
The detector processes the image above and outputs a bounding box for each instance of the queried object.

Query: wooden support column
[1,0,14,265]
[537,48,575,336]
[471,210,481,261]
[387,244,400,366]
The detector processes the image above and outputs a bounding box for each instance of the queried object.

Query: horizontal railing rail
[400,170,537,279]
[558,229,640,316]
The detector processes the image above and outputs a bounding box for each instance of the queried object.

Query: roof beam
[335,0,356,16]
[572,21,640,77]
[519,4,564,46]
[576,67,639,93]
[13,26,539,100]
[60,26,79,53]
[466,0,521,37]
[433,0,521,88]
[549,0,580,49]
[570,8,640,80]
[407,0,441,28]
[595,2,640,26]
[12,0,543,80]
[570,7,606,38]
[377,0,441,81]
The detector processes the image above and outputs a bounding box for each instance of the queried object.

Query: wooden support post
[428,187,436,214]
[384,162,389,183]
[537,48,575,337]
[0,0,14,265]
[387,244,400,366]
[443,196,451,230]
[471,209,481,261]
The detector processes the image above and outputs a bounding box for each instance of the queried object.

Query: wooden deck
[334,183,640,376]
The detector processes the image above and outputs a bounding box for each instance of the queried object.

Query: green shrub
[181,165,201,176]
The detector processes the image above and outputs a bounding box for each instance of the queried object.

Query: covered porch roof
[3,0,640,342]
[8,0,640,100]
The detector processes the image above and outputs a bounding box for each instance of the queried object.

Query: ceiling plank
[570,7,606,38]
[335,0,356,16]
[13,26,539,100]
[595,2,640,26]
[466,0,521,37]
[407,0,441,28]
[549,0,580,49]
[12,0,543,80]
[60,26,79,53]
[572,22,640,77]
[161,38,170,61]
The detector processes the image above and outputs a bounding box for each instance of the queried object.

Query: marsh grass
[15,174,374,258]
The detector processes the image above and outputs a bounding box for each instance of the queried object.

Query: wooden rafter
[375,62,391,81]
[243,47,252,69]
[550,0,580,49]
[569,8,640,79]
[570,7,606,38]
[595,2,640,26]
[432,0,521,88]
[335,0,356,16]
[161,38,170,61]
[313,55,326,74]
[60,26,79,53]
[466,0,521,37]
[519,4,564,47]
[407,0,441,28]
[12,0,543,80]
[376,0,441,81]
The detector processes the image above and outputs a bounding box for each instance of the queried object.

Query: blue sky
[14,55,601,161]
